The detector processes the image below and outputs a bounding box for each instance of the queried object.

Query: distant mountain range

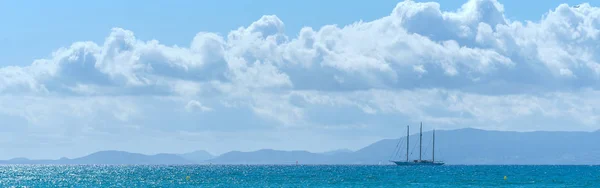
[3,128,600,165]
[0,150,214,165]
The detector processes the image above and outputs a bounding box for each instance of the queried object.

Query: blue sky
[1,0,600,159]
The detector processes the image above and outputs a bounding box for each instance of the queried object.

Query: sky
[1,0,600,159]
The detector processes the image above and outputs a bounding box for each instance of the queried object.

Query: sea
[1,165,599,187]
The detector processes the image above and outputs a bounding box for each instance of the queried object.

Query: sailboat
[390,122,444,166]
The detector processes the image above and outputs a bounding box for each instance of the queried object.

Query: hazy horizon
[3,127,599,160]
[4,128,600,166]
[2,0,600,160]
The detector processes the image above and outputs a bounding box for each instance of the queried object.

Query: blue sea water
[1,165,599,187]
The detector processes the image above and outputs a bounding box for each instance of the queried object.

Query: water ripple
[0,165,599,187]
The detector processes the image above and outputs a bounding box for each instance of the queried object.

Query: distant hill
[0,151,193,165]
[178,150,214,163]
[3,128,600,165]
[321,149,353,156]
[206,128,600,165]
[347,128,600,165]
[208,149,329,164]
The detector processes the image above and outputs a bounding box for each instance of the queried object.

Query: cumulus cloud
[1,0,600,157]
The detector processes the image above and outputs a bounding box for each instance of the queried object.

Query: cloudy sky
[1,0,600,159]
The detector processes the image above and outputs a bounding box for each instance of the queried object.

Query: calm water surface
[1,165,599,187]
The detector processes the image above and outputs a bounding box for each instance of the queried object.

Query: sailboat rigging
[389,122,444,166]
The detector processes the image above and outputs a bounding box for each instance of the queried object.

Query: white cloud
[185,100,213,112]
[1,0,600,158]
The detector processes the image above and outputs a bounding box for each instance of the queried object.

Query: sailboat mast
[419,122,422,161]
[406,125,409,162]
[433,129,435,162]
